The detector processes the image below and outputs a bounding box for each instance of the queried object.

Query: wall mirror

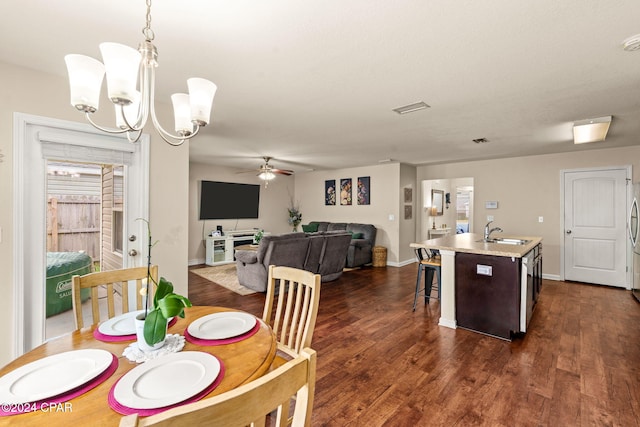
[431,189,444,216]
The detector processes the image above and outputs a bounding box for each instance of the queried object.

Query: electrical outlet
[388,214,395,221]
[538,216,544,223]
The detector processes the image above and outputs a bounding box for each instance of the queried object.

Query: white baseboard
[438,318,457,329]
[542,273,560,281]
[188,258,205,266]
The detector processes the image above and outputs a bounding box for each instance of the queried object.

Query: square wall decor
[357,176,370,205]
[325,180,336,205]
[340,178,352,205]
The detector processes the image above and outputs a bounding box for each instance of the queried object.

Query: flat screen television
[199,181,260,220]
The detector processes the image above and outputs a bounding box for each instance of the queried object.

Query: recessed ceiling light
[472,138,489,144]
[392,102,430,115]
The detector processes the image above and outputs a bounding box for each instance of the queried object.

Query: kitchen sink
[477,238,531,245]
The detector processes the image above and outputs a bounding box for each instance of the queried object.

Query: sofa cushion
[327,223,347,231]
[350,238,370,248]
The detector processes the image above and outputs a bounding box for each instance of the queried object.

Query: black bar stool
[412,247,441,311]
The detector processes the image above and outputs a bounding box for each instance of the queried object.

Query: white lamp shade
[116,90,140,129]
[64,54,105,112]
[171,93,194,134]
[99,42,141,104]
[187,77,217,125]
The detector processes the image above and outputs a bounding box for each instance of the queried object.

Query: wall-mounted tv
[199,181,260,220]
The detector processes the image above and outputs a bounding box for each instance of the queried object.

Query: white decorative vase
[135,313,167,352]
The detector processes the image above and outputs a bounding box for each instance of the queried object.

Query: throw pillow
[302,223,318,232]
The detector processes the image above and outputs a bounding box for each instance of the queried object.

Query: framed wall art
[340,178,352,205]
[325,179,336,205]
[404,205,412,220]
[404,187,412,203]
[357,176,370,205]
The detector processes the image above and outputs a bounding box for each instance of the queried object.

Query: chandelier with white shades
[64,0,217,146]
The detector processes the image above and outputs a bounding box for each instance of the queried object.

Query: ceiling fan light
[188,77,217,126]
[573,116,611,144]
[64,54,105,113]
[258,171,276,181]
[99,42,141,105]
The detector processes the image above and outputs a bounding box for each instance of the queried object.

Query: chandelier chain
[142,0,155,41]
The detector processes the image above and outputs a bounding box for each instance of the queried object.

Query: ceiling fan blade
[272,168,294,176]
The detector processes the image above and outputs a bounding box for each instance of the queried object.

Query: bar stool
[412,247,441,311]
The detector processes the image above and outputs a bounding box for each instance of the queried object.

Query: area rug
[191,264,257,296]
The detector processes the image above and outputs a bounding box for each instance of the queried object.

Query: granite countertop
[411,233,542,258]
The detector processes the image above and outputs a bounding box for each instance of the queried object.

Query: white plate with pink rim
[187,312,257,340]
[98,310,145,336]
[113,351,220,409]
[0,349,113,404]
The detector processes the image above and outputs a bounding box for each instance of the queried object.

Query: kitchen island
[411,233,542,340]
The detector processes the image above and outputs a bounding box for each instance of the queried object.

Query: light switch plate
[487,215,494,221]
[538,216,544,223]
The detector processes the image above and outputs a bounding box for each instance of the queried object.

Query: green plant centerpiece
[137,218,192,348]
[143,276,192,346]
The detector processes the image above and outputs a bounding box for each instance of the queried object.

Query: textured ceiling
[2,0,640,173]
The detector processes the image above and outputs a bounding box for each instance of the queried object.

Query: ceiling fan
[238,156,294,186]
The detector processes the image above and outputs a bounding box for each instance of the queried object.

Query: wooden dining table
[0,306,276,426]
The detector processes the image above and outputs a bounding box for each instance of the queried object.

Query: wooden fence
[47,195,100,260]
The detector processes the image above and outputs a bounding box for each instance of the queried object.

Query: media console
[205,229,267,266]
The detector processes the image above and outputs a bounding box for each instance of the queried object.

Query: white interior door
[13,113,149,356]
[563,167,629,287]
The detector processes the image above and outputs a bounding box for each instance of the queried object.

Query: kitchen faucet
[484,221,503,241]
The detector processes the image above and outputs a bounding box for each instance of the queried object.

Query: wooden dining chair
[119,347,317,427]
[71,265,158,329]
[263,265,321,359]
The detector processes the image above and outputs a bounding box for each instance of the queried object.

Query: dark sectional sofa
[235,231,352,292]
[304,221,377,268]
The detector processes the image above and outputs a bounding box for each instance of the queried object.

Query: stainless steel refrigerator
[630,183,640,302]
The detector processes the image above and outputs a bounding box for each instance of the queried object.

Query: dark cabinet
[455,253,521,340]
[455,245,542,340]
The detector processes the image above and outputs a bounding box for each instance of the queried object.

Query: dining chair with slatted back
[263,265,321,358]
[71,265,158,330]
[119,347,317,427]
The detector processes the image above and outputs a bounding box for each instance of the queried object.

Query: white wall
[417,146,640,278]
[0,61,189,366]
[188,162,295,264]
[293,163,406,264]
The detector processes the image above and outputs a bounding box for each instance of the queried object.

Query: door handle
[128,249,138,256]
[566,230,572,234]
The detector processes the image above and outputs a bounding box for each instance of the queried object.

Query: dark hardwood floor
[188,264,640,426]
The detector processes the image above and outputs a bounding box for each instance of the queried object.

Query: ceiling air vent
[392,101,430,115]
[473,138,489,144]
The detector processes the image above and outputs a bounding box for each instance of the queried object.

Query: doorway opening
[45,160,126,339]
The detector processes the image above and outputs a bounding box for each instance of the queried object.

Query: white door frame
[13,113,149,357]
[560,165,632,287]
